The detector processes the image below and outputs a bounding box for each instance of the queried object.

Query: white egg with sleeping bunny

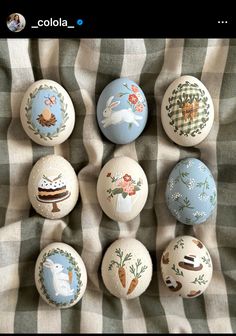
[35,242,87,308]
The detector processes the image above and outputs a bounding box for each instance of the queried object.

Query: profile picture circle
[7,13,26,32]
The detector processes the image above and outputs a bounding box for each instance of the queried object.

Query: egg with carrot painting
[101,238,153,299]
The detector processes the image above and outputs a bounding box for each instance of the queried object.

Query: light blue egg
[39,250,82,307]
[97,78,148,144]
[166,158,217,225]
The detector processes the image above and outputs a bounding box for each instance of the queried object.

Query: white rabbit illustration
[101,96,143,128]
[43,258,74,297]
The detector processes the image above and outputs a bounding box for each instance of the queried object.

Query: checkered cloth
[0,38,235,333]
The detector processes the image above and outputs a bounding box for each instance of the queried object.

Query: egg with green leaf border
[161,75,214,147]
[35,242,87,308]
[20,79,75,146]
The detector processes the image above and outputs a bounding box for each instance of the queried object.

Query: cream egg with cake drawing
[28,154,79,219]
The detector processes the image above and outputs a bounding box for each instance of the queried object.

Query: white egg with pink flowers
[97,156,148,222]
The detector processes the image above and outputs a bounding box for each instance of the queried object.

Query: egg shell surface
[28,154,79,219]
[97,156,148,222]
[161,75,214,146]
[166,158,217,225]
[161,235,213,298]
[20,79,75,146]
[35,242,87,308]
[97,78,148,144]
[101,238,153,299]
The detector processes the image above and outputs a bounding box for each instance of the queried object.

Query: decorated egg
[101,238,152,299]
[28,154,79,219]
[35,242,87,308]
[161,76,214,146]
[97,78,148,144]
[161,235,213,298]
[166,158,217,225]
[97,156,148,222]
[20,79,75,146]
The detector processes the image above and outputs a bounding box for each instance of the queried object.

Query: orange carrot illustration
[108,248,132,288]
[67,266,73,284]
[127,259,148,295]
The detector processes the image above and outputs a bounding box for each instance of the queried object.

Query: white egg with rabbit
[35,242,87,308]
[97,78,148,144]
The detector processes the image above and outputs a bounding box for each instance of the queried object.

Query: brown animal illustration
[182,101,199,121]
[162,252,169,264]
[192,239,203,249]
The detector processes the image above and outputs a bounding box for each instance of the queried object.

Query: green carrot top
[108,248,132,270]
[129,259,148,279]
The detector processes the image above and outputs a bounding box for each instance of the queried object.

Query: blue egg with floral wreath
[35,242,87,308]
[20,79,75,146]
[97,78,148,144]
[166,158,217,225]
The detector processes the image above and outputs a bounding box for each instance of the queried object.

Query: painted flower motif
[107,172,111,177]
[128,94,138,105]
[115,173,123,180]
[136,92,144,102]
[182,159,194,168]
[171,192,182,201]
[186,178,195,190]
[167,178,174,191]
[131,85,139,93]
[173,209,181,220]
[198,193,209,201]
[106,172,142,200]
[116,179,131,189]
[198,163,207,172]
[123,174,132,182]
[135,102,144,112]
[193,211,206,218]
[123,184,136,196]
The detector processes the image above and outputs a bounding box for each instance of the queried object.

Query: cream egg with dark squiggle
[161,235,213,299]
